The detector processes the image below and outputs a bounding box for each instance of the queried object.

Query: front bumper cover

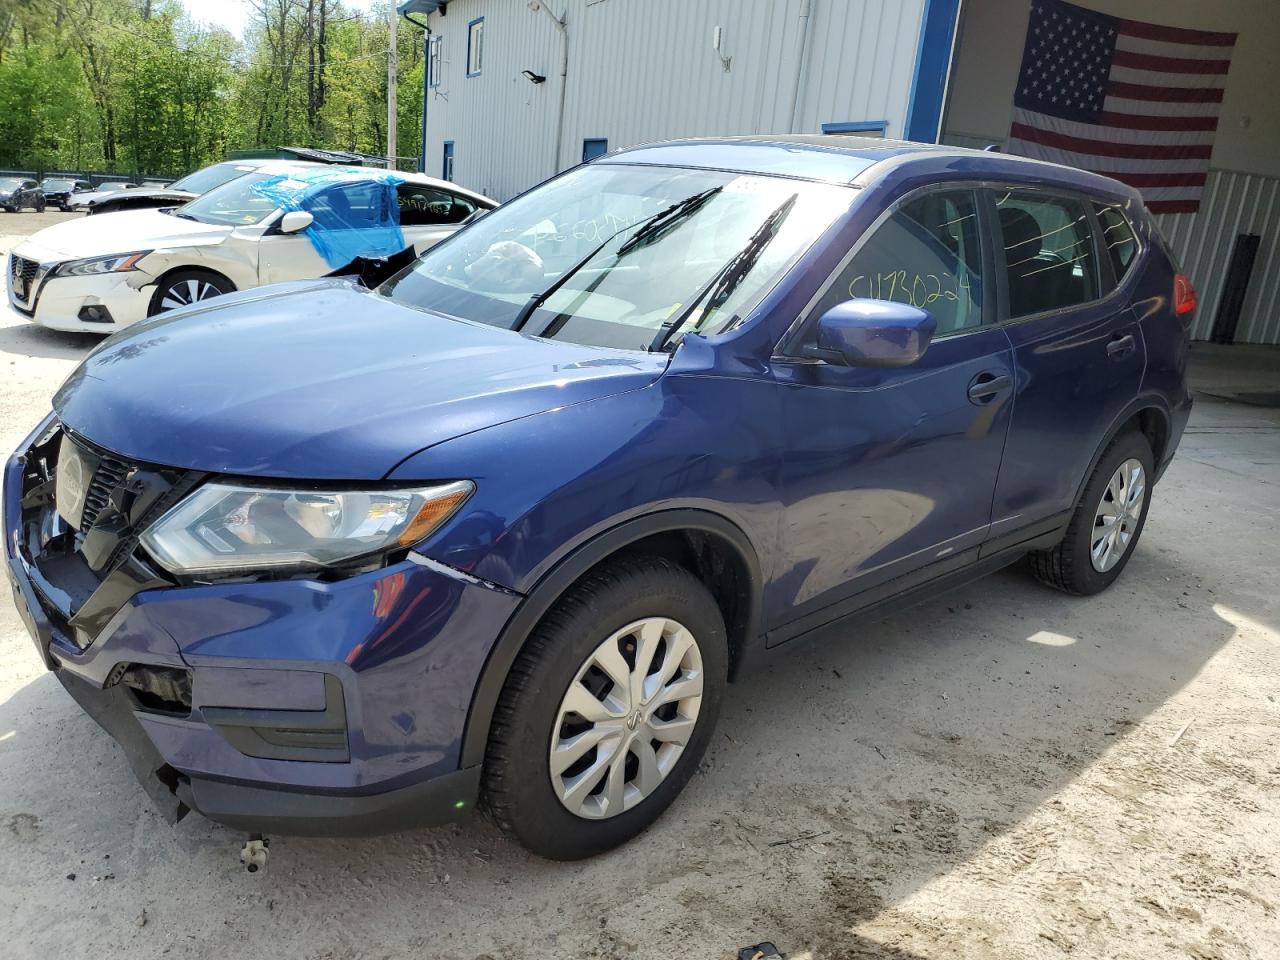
[5,417,517,835]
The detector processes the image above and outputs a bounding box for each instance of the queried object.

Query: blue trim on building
[904,0,962,143]
[820,120,889,135]
[582,138,609,162]
[466,17,484,77]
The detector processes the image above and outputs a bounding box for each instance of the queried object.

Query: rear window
[1095,203,1139,286]
[995,191,1098,319]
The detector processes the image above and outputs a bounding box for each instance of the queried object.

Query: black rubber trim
[202,674,350,763]
[767,546,980,648]
[55,670,190,824]
[978,511,1071,560]
[1074,395,1172,504]
[457,508,762,769]
[764,534,1038,653]
[178,765,481,837]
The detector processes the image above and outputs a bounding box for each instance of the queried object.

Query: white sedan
[6,161,495,333]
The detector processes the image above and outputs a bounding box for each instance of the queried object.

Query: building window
[582,138,609,162]
[428,35,442,88]
[820,120,889,138]
[466,17,484,77]
[442,141,455,181]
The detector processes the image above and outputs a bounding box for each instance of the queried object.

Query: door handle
[1106,333,1136,359]
[967,371,1011,404]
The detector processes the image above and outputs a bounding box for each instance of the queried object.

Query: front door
[256,180,398,284]
[986,189,1146,544]
[770,188,1014,633]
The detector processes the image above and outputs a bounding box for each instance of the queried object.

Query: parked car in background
[4,137,1194,860]
[74,160,272,216]
[0,177,46,212]
[65,181,142,212]
[40,178,95,211]
[7,161,495,331]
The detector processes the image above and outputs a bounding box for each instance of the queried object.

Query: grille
[79,454,131,533]
[10,255,38,285]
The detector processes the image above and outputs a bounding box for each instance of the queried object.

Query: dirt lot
[1,218,1278,960]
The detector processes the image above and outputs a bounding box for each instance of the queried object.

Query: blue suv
[5,138,1195,859]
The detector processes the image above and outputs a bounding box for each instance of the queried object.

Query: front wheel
[483,556,727,860]
[1029,430,1154,595]
[147,269,235,316]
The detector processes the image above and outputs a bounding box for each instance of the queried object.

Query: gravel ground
[1,219,1278,960]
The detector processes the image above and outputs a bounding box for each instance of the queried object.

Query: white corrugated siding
[1154,169,1280,344]
[421,0,928,201]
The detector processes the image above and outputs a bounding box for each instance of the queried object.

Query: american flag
[1006,0,1236,214]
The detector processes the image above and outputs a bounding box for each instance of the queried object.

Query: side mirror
[806,299,936,368]
[279,210,315,234]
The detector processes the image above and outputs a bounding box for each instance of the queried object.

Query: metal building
[397,0,957,202]
[398,0,1280,345]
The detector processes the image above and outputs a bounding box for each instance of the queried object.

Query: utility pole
[388,1,398,169]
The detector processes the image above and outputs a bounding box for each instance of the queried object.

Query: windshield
[379,164,853,351]
[170,162,256,195]
[0,178,23,191]
[41,179,74,191]
[176,172,280,225]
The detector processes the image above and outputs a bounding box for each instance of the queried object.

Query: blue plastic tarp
[250,168,407,269]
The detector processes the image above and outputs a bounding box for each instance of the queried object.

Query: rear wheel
[147,269,235,316]
[1029,430,1153,595]
[483,556,727,860]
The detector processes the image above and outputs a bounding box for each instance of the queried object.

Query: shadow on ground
[0,535,1257,959]
[0,316,102,361]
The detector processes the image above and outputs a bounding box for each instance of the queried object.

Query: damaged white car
[5,161,495,333]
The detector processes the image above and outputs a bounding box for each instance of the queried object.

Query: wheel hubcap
[160,278,220,312]
[549,616,704,820]
[1091,457,1146,573]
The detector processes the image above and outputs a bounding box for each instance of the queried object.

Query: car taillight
[1174,273,1198,317]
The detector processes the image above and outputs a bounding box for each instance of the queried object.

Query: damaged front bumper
[5,415,517,835]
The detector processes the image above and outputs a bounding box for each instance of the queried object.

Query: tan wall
[943,0,1280,177]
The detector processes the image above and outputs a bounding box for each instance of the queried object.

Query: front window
[169,162,258,195]
[380,163,853,351]
[813,189,986,336]
[175,172,281,226]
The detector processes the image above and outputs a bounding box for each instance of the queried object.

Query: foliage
[0,0,423,177]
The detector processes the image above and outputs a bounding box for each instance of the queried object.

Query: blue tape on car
[250,168,408,269]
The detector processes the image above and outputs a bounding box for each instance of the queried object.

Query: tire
[147,269,235,316]
[1029,430,1154,595]
[483,555,728,860]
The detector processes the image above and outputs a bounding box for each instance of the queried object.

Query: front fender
[128,241,258,293]
[387,374,784,595]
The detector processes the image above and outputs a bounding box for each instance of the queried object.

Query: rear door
[396,182,481,254]
[985,188,1146,547]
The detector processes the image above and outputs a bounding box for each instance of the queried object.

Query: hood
[13,208,231,262]
[53,281,668,480]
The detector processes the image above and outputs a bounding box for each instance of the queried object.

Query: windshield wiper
[649,192,798,352]
[511,186,722,332]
